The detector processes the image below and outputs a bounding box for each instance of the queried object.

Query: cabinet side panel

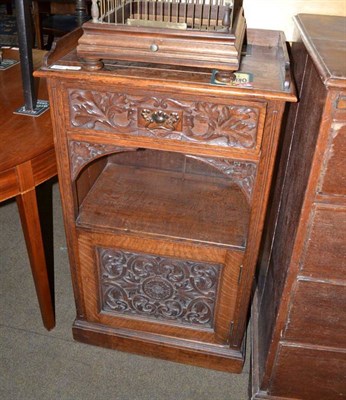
[75,158,107,208]
[256,41,307,302]
[256,45,327,387]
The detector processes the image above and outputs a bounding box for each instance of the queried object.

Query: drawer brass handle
[140,109,180,130]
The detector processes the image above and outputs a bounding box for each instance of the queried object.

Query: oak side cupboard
[36,27,295,372]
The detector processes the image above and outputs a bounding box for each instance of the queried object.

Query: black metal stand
[14,0,49,116]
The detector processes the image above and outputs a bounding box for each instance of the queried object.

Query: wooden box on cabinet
[37,28,295,372]
[252,14,346,399]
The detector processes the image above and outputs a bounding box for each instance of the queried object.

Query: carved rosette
[69,140,136,180]
[188,156,257,202]
[98,247,221,328]
[69,89,260,149]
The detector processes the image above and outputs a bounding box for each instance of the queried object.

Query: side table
[0,49,57,330]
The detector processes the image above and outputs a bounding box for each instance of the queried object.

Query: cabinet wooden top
[294,14,346,88]
[35,28,296,102]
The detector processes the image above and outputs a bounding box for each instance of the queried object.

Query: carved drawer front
[317,121,346,197]
[67,88,266,153]
[77,232,243,345]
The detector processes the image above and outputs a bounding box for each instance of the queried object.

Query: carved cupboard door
[77,230,243,346]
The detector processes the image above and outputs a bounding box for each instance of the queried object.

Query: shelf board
[77,163,249,248]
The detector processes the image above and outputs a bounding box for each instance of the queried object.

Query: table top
[0,49,54,172]
[294,14,346,88]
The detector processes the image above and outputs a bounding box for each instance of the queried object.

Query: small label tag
[211,70,254,88]
[50,64,82,71]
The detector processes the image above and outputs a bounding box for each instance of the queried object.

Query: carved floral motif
[69,89,260,149]
[98,247,221,327]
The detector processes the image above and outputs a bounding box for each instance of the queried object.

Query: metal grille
[91,0,235,31]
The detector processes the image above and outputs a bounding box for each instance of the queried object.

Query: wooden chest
[252,14,346,399]
[37,28,295,372]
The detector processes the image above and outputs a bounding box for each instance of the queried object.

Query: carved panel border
[98,247,221,328]
[68,89,261,149]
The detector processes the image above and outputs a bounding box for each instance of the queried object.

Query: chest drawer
[300,204,346,281]
[270,344,346,400]
[283,280,346,348]
[67,87,266,155]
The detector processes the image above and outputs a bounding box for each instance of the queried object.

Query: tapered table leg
[15,162,55,331]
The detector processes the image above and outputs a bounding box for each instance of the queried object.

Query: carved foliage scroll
[98,247,221,328]
[185,102,259,148]
[69,89,261,149]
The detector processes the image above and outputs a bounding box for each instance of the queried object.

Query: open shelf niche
[70,145,253,249]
